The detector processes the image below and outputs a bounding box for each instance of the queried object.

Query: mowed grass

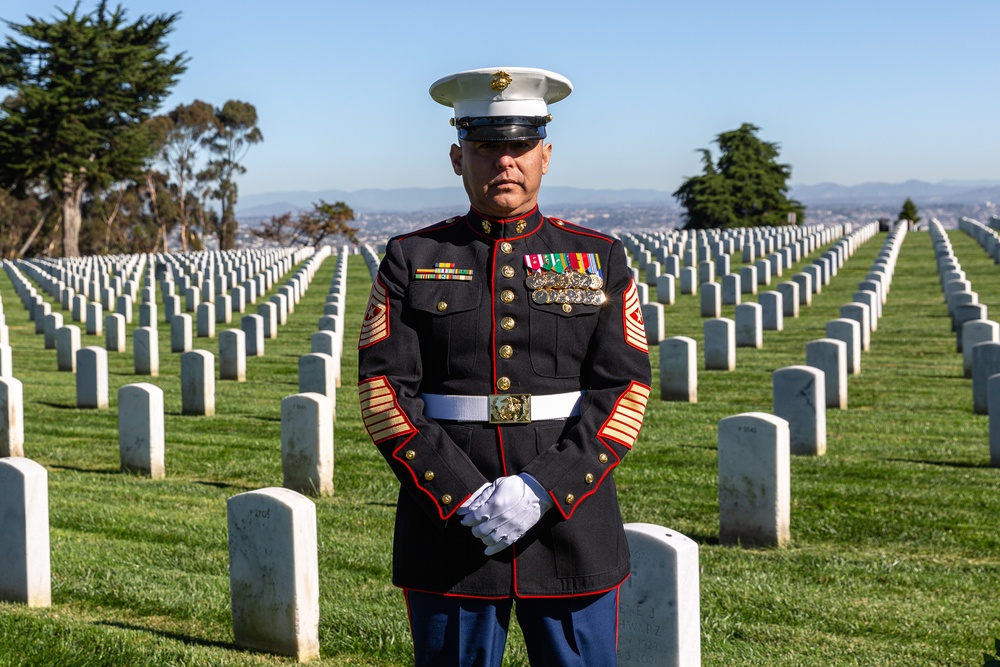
[0,227,998,666]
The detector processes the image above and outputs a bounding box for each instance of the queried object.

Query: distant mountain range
[235,179,1000,218]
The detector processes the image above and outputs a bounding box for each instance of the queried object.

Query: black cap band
[456,115,549,142]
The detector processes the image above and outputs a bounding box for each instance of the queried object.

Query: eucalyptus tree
[203,100,263,250]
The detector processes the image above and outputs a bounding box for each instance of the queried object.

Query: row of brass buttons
[406,449,452,505]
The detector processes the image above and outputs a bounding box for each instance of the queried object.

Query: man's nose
[496,151,516,168]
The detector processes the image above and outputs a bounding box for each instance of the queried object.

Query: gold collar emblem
[482,220,492,234]
[491,71,513,92]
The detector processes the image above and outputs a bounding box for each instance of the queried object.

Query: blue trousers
[404,587,620,667]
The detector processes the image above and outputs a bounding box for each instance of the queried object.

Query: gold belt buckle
[489,394,531,423]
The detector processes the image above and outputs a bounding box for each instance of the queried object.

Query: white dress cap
[429,67,572,140]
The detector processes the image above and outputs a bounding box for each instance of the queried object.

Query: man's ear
[450,144,463,175]
[541,142,552,175]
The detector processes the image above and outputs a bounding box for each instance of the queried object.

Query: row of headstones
[716,224,913,552]
[626,223,853,306]
[0,459,703,666]
[16,246,310,341]
[623,221,852,273]
[659,222,906,483]
[641,222,881,357]
[361,244,380,281]
[928,222,1000,468]
[0,247,333,467]
[959,216,1000,264]
[928,221,1000,416]
[4,246,324,384]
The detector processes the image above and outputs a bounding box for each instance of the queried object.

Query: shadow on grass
[884,457,991,469]
[37,401,79,410]
[193,480,258,492]
[93,621,235,651]
[48,464,120,475]
[246,415,282,423]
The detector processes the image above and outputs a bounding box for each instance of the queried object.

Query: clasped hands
[456,473,554,555]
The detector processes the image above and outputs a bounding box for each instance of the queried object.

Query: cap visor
[459,124,547,142]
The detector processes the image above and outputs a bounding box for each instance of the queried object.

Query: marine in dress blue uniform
[358,67,652,666]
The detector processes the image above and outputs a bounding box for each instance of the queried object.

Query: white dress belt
[420,391,584,422]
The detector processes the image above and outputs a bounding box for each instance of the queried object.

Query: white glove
[459,473,555,555]
[456,481,494,516]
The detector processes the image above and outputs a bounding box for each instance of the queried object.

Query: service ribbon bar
[524,252,602,277]
[414,262,474,281]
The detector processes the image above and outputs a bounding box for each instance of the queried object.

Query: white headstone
[839,303,871,352]
[281,393,334,496]
[219,329,247,382]
[655,274,675,305]
[105,313,126,353]
[990,374,1000,467]
[721,274,741,306]
[0,377,24,458]
[76,346,109,409]
[773,366,826,456]
[618,523,701,667]
[242,314,265,357]
[759,291,783,331]
[118,383,165,479]
[825,318,861,376]
[679,267,697,295]
[963,320,1000,379]
[181,350,215,416]
[171,314,193,353]
[0,457,51,607]
[972,342,1000,415]
[704,318,735,371]
[197,302,216,338]
[227,488,320,661]
[700,283,721,318]
[660,337,697,403]
[777,282,800,317]
[642,303,665,345]
[806,339,847,409]
[717,412,790,548]
[85,302,103,336]
[735,303,762,349]
[258,302,278,340]
[56,325,81,372]
[133,326,159,377]
[43,312,64,350]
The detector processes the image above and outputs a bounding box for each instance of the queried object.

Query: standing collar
[465,206,544,241]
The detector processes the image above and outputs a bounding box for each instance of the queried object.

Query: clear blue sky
[3,0,1000,197]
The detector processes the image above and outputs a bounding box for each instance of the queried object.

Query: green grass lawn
[1,226,999,666]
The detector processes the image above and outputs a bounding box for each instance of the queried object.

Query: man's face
[450,139,551,219]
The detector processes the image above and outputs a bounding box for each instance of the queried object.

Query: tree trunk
[17,212,49,258]
[61,173,86,257]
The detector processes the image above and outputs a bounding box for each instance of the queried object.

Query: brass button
[500,242,513,254]
[496,376,511,391]
[500,290,515,303]
[501,316,516,330]
[501,265,516,279]
[424,471,435,481]
[598,453,608,463]
[405,450,416,460]
[441,494,453,505]
[499,344,513,359]
[585,473,595,484]
[437,301,448,312]
[562,304,573,313]
[564,494,575,505]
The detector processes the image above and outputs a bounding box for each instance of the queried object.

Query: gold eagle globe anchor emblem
[490,71,513,92]
[489,394,531,423]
